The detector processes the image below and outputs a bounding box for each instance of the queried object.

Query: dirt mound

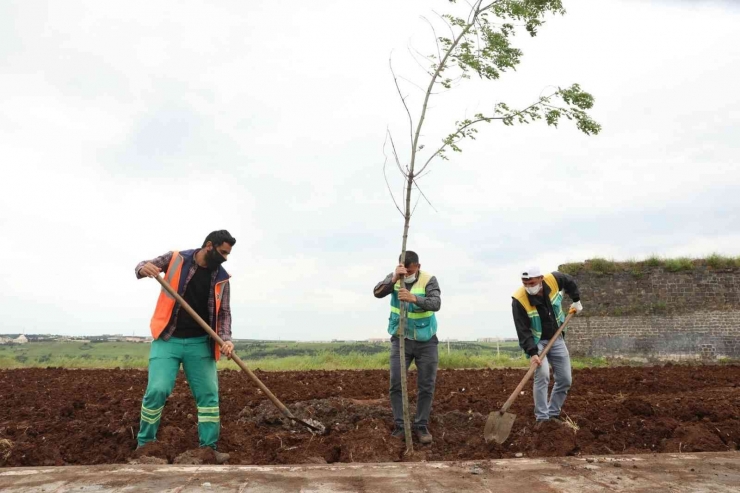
[663,423,727,452]
[531,420,579,456]
[132,441,173,463]
[623,397,654,416]
[0,439,13,466]
[1,366,739,466]
[173,447,218,465]
[337,418,403,462]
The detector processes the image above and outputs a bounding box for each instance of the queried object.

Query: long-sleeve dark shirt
[135,250,232,342]
[512,271,579,356]
[373,272,441,312]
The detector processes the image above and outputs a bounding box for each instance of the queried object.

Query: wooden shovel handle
[153,275,296,419]
[499,312,575,415]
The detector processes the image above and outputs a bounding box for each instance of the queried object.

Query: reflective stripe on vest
[212,278,228,362]
[390,271,435,321]
[512,273,567,351]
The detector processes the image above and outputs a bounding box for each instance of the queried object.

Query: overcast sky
[1,0,738,341]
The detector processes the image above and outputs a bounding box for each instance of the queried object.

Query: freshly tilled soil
[1,365,738,466]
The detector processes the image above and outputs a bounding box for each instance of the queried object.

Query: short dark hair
[202,230,236,248]
[399,250,419,267]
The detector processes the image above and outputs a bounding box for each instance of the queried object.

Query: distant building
[367,338,389,343]
[0,336,11,344]
[12,335,28,344]
[477,337,501,343]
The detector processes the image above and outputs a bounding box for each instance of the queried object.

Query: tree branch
[390,57,415,150]
[382,132,404,217]
[409,2,479,179]
[387,129,407,179]
[412,178,438,213]
[420,16,442,63]
[416,93,557,175]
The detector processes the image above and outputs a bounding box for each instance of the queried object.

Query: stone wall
[558,263,740,359]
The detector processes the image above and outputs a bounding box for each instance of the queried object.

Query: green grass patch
[0,341,610,370]
[587,258,617,275]
[560,255,739,275]
[559,262,583,276]
[706,254,740,269]
[645,255,662,267]
[663,257,695,272]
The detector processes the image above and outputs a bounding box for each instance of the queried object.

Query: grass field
[0,339,609,370]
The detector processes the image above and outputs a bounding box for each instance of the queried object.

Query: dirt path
[1,365,738,466]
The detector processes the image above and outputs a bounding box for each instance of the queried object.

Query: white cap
[521,266,542,279]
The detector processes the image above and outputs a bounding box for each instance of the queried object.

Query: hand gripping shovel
[484,311,575,444]
[153,275,326,434]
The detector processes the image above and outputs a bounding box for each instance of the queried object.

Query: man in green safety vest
[512,266,583,427]
[374,251,441,444]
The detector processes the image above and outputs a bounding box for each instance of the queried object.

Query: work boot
[534,419,549,430]
[214,451,230,464]
[415,426,433,444]
[391,425,405,440]
[549,416,565,426]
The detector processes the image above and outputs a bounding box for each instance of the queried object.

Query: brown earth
[0,365,738,467]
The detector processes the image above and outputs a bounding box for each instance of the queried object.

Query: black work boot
[391,425,405,440]
[415,426,433,444]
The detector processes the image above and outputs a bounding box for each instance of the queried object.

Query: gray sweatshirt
[373,272,441,312]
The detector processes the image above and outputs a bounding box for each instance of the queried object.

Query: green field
[0,339,610,371]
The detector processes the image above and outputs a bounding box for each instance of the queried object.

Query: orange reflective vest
[150,249,230,360]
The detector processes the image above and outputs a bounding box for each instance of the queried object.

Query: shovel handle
[152,275,297,420]
[499,312,575,415]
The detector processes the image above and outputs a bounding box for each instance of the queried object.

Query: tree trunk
[397,178,415,453]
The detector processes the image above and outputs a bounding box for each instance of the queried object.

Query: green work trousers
[137,336,220,448]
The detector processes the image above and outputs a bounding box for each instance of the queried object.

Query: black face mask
[206,248,226,270]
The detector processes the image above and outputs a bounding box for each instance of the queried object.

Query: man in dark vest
[374,251,441,444]
[512,266,582,427]
[135,230,236,459]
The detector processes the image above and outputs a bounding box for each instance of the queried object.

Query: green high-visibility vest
[388,271,438,342]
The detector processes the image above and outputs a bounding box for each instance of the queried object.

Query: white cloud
[1,0,739,341]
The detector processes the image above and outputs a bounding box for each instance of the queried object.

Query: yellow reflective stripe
[141,411,163,420]
[197,407,219,413]
[198,416,220,423]
[390,306,433,319]
[407,311,433,319]
[140,414,160,424]
[142,404,165,414]
[527,310,538,317]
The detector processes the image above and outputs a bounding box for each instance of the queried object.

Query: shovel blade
[484,410,516,444]
[293,417,327,435]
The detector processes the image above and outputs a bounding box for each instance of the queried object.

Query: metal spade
[484,312,574,444]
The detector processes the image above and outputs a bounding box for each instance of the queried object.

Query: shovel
[153,274,326,434]
[484,311,575,444]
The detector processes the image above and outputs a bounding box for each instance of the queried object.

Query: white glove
[570,300,583,314]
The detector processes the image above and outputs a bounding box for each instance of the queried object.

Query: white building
[12,335,28,344]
